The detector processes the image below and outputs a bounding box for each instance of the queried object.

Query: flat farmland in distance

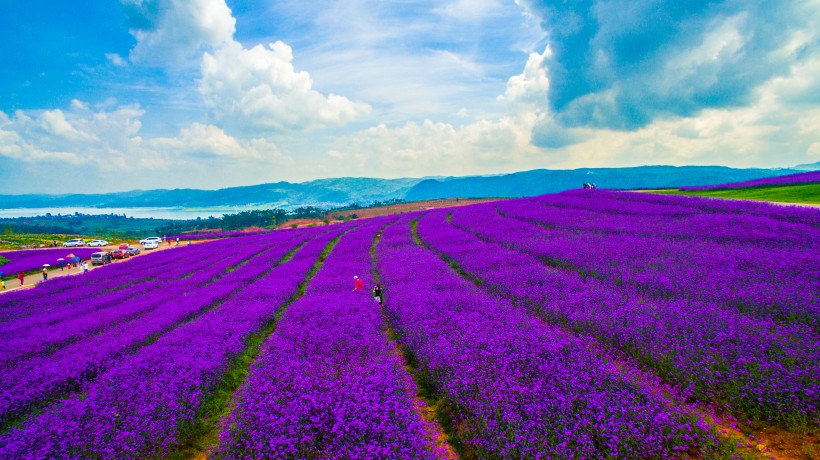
[280,197,505,228]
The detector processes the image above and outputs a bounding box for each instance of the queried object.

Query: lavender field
[0,191,817,458]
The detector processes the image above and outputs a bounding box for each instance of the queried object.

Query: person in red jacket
[18,271,24,286]
[353,275,364,292]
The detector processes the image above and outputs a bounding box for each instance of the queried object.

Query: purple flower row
[217,218,436,458]
[496,190,815,249]
[0,232,276,326]
[0,248,98,276]
[0,237,226,315]
[471,194,820,330]
[375,216,719,458]
[417,209,819,427]
[0,231,312,429]
[0,231,299,370]
[680,170,820,190]
[0,228,339,457]
[166,228,289,241]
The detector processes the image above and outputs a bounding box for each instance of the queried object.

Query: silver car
[63,239,85,247]
[87,240,109,247]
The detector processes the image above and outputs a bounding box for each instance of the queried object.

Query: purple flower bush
[470,192,820,330]
[0,228,341,457]
[0,189,814,457]
[417,209,819,427]
[680,170,820,190]
[375,216,719,458]
[0,248,97,275]
[0,232,312,428]
[217,218,436,459]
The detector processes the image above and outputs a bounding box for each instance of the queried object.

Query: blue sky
[1,0,818,193]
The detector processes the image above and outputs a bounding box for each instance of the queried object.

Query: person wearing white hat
[353,275,364,292]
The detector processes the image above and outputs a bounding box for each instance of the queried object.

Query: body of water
[0,206,266,220]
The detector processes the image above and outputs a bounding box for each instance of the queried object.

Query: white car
[87,240,109,247]
[63,239,85,247]
[142,240,159,249]
[139,237,162,245]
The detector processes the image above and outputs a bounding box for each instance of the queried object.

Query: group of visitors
[352,275,384,306]
[3,261,91,292]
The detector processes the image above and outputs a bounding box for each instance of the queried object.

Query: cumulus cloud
[0,102,291,178]
[122,0,234,66]
[119,0,369,134]
[322,113,546,179]
[516,0,818,130]
[199,41,370,133]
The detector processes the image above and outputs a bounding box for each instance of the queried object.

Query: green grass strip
[653,182,820,204]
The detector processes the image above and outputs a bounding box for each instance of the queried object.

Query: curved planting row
[0,238,229,317]
[417,210,819,428]
[374,216,721,458]
[217,218,436,458]
[0,238,273,367]
[591,189,820,228]
[680,170,820,190]
[0,231,313,430]
[0,231,287,343]
[502,192,816,250]
[463,198,819,329]
[0,256,173,316]
[0,227,341,457]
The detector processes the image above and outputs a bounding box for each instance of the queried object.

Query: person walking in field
[83,262,89,274]
[373,283,384,306]
[42,267,48,281]
[353,275,364,292]
[18,271,24,286]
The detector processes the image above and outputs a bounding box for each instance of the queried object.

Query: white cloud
[435,0,505,22]
[199,41,370,133]
[124,0,235,66]
[0,102,291,176]
[105,53,127,67]
[501,47,551,110]
[39,110,98,142]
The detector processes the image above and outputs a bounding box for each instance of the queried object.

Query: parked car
[125,247,140,257]
[87,240,109,247]
[118,243,129,250]
[142,240,160,249]
[63,239,85,247]
[139,237,162,245]
[91,252,111,265]
[110,249,128,260]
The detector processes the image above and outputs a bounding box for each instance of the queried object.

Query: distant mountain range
[1,165,816,210]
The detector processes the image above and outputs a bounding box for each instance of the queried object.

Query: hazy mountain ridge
[0,166,813,209]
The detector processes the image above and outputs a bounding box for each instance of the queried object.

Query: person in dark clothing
[373,283,384,306]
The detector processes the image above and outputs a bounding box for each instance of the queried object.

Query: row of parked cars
[88,236,162,265]
[90,245,142,265]
[63,237,163,249]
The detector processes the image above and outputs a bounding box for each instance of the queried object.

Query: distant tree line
[1,199,408,238]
